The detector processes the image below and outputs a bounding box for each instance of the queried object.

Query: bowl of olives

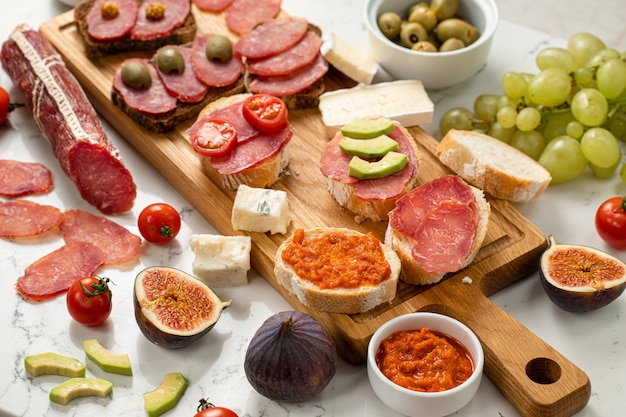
[364,0,499,90]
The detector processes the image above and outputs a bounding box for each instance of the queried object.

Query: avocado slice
[340,117,395,139]
[24,352,86,378]
[144,372,188,417]
[348,151,409,179]
[83,339,133,376]
[339,135,399,158]
[49,377,113,405]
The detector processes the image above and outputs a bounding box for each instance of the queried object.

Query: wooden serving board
[40,8,590,417]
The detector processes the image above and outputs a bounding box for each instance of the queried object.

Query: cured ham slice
[247,31,323,76]
[16,242,105,302]
[0,160,54,198]
[86,0,138,41]
[0,26,137,215]
[193,0,234,12]
[234,17,308,59]
[190,34,243,87]
[225,0,282,35]
[131,0,191,40]
[0,200,63,238]
[155,46,209,103]
[247,53,328,96]
[59,209,141,265]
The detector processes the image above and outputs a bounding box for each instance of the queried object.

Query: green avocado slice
[348,151,409,179]
[83,339,133,376]
[340,117,395,139]
[24,352,86,378]
[144,372,188,417]
[49,377,113,405]
[338,135,399,158]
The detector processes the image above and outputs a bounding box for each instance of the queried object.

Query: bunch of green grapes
[439,32,626,185]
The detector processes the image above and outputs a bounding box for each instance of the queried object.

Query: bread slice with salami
[385,175,491,286]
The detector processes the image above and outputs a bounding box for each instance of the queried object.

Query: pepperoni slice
[225,0,282,35]
[0,160,54,198]
[59,209,141,265]
[113,58,178,115]
[131,0,191,41]
[193,0,234,11]
[247,31,322,76]
[190,34,243,87]
[234,17,308,59]
[86,0,139,41]
[247,53,328,96]
[155,46,209,103]
[0,200,63,238]
[16,242,105,302]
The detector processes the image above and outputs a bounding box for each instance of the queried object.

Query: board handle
[423,277,591,417]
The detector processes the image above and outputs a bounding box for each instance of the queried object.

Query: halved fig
[134,266,231,348]
[540,235,626,312]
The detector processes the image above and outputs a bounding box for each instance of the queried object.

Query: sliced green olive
[439,37,466,52]
[121,61,151,89]
[157,47,185,74]
[205,35,233,62]
[377,11,402,40]
[400,21,428,48]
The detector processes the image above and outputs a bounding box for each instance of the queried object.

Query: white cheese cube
[231,185,290,235]
[321,32,378,85]
[190,234,251,287]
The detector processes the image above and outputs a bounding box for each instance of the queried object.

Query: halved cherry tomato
[595,196,626,250]
[138,203,181,244]
[66,276,112,326]
[191,118,237,157]
[194,398,238,417]
[242,93,288,133]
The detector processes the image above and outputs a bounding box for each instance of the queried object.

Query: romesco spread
[376,327,474,392]
[280,228,391,289]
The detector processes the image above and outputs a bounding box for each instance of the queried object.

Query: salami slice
[190,34,243,87]
[113,58,178,114]
[131,0,191,41]
[234,17,308,59]
[1,26,137,215]
[59,209,142,265]
[16,242,105,302]
[86,0,139,41]
[0,200,63,238]
[193,0,234,12]
[225,0,282,35]
[155,46,208,103]
[248,53,328,96]
[198,101,258,142]
[0,159,54,198]
[247,31,322,76]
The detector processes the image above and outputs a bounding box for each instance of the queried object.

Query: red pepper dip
[280,228,391,289]
[375,327,474,392]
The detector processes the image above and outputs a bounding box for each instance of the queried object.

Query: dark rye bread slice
[74,0,197,59]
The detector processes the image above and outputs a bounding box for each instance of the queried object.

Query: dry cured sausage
[86,0,138,41]
[156,45,209,103]
[0,25,137,215]
[225,0,282,34]
[0,200,63,238]
[193,0,234,11]
[0,159,54,198]
[247,53,328,96]
[234,17,308,59]
[247,31,323,76]
[131,0,191,40]
[190,34,243,87]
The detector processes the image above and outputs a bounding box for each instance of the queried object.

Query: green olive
[205,35,233,62]
[399,21,428,48]
[157,47,185,74]
[121,60,151,89]
[408,6,437,32]
[436,18,480,45]
[377,11,402,40]
[430,0,459,21]
[439,37,466,52]
[412,41,437,52]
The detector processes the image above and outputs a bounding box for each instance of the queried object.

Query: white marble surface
[1,1,626,416]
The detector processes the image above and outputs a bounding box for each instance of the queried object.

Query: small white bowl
[364,0,499,89]
[367,312,484,417]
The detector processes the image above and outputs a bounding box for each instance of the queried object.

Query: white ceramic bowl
[367,312,484,417]
[364,0,499,90]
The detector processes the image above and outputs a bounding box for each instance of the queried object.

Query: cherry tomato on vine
[0,87,24,125]
[138,203,181,244]
[242,94,288,133]
[66,276,113,326]
[190,118,238,157]
[595,196,626,249]
[194,398,238,417]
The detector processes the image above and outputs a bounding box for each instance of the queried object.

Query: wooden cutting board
[39,7,590,417]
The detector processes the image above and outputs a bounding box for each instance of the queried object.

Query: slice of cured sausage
[0,200,63,239]
[190,34,243,87]
[131,0,191,41]
[224,0,282,35]
[0,26,137,215]
[59,209,141,265]
[193,0,234,12]
[86,0,139,41]
[247,31,323,76]
[247,53,328,96]
[155,46,209,103]
[0,159,54,198]
[234,17,308,59]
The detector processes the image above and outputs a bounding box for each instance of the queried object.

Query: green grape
[541,111,575,141]
[535,47,576,73]
[565,121,585,139]
[439,107,474,135]
[473,94,500,121]
[586,48,620,67]
[496,106,517,129]
[574,66,593,86]
[538,135,588,184]
[488,122,515,144]
[571,88,608,127]
[580,127,620,168]
[510,129,546,160]
[527,68,572,107]
[501,72,528,100]
[567,32,606,67]
[608,113,626,140]
[496,95,516,110]
[516,107,542,131]
[596,58,626,99]
[620,164,626,185]
[590,157,620,179]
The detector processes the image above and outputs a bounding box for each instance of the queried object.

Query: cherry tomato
[194,399,238,417]
[595,196,626,249]
[66,276,113,326]
[0,87,24,125]
[138,203,181,244]
[190,118,237,157]
[242,94,288,133]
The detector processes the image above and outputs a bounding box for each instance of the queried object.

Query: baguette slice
[275,227,401,314]
[436,129,552,202]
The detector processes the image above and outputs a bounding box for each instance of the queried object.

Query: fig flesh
[134,266,231,348]
[540,235,626,312]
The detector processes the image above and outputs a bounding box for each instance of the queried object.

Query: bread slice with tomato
[187,93,292,190]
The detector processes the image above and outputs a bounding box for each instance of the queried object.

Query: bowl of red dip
[367,312,484,417]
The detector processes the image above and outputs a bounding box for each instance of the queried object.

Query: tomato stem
[197,398,215,411]
[80,276,113,309]
[621,197,626,212]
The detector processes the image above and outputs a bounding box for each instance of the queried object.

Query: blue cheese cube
[231,185,290,234]
[190,234,251,287]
